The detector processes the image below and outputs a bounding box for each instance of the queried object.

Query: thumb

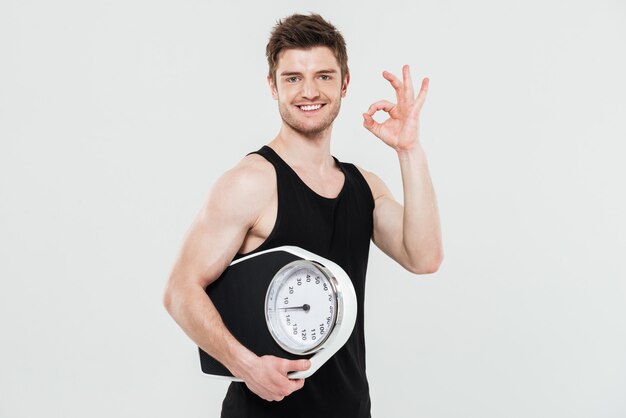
[290,359,311,372]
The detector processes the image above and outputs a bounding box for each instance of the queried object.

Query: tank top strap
[246,145,300,205]
[247,145,290,176]
[335,160,376,210]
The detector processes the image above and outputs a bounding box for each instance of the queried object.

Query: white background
[1,0,625,417]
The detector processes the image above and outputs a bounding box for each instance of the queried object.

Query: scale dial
[265,260,339,355]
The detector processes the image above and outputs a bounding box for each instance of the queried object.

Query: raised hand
[362,65,429,151]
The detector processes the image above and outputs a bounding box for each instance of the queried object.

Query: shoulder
[353,164,393,201]
[211,153,275,197]
[203,153,276,227]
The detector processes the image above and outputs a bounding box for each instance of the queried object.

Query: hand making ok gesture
[362,65,429,151]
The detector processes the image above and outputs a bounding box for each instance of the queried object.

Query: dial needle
[279,304,311,312]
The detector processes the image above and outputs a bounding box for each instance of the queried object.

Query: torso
[222,144,375,418]
[237,152,348,254]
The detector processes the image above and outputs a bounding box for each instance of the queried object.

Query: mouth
[295,103,326,113]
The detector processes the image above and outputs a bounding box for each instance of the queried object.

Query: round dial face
[265,260,338,355]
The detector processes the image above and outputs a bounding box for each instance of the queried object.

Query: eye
[286,76,299,83]
[320,75,332,81]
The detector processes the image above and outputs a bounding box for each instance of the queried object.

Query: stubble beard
[278,98,342,138]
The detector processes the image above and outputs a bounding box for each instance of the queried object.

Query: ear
[267,75,278,100]
[341,72,350,98]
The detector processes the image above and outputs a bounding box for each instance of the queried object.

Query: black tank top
[220,145,375,418]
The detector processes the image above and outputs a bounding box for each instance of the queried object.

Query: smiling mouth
[297,104,326,112]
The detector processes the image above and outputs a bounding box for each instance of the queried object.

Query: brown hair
[266,13,349,85]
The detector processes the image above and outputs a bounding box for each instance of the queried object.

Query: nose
[301,78,320,100]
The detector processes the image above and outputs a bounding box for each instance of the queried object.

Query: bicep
[372,195,404,257]
[358,166,411,268]
[371,188,411,268]
[168,165,273,290]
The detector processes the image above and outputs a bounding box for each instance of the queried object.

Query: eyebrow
[279,69,338,76]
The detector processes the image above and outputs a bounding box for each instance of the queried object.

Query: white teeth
[299,104,322,111]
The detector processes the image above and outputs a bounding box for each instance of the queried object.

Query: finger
[290,378,306,392]
[382,70,403,99]
[415,77,429,103]
[362,113,382,137]
[411,77,430,117]
[279,378,305,399]
[365,100,396,116]
[283,359,311,373]
[402,65,415,102]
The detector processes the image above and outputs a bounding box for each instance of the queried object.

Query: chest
[291,166,345,200]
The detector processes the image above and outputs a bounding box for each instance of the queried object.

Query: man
[163,13,443,418]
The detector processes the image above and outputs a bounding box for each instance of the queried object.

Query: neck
[268,123,335,169]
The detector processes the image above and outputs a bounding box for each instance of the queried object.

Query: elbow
[162,280,178,315]
[407,263,439,275]
[162,274,209,317]
[420,261,441,274]
[162,286,173,314]
[407,250,444,275]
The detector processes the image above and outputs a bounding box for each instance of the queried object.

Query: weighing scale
[199,246,357,381]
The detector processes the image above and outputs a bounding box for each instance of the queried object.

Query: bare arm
[358,150,442,274]
[162,157,310,401]
[362,65,443,274]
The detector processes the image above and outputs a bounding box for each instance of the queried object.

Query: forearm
[397,144,443,272]
[164,283,257,378]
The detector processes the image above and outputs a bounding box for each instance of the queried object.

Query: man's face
[268,46,349,137]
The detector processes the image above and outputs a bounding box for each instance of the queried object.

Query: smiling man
[163,13,443,418]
